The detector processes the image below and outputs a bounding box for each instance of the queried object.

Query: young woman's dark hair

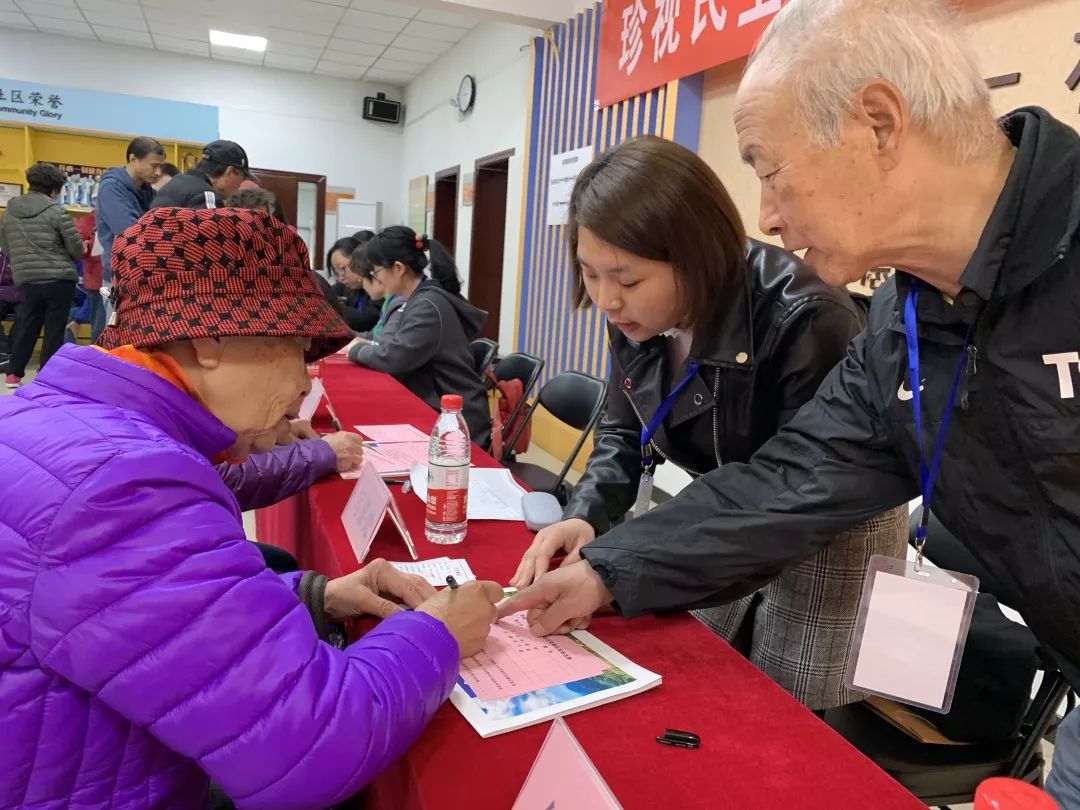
[126,136,166,162]
[365,225,462,296]
[566,135,746,329]
[26,162,67,196]
[350,243,376,280]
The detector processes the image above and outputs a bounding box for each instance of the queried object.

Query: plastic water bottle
[425,394,470,545]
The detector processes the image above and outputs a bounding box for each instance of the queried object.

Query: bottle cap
[441,394,463,410]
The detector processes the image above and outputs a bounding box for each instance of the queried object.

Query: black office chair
[489,352,545,461]
[823,511,1070,808]
[505,371,606,504]
[470,338,498,376]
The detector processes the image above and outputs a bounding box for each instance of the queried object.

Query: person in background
[0,163,83,387]
[96,136,165,327]
[509,137,906,710]
[348,226,491,449]
[228,186,276,215]
[154,161,179,192]
[74,210,105,341]
[328,232,381,333]
[500,0,1080,803]
[62,262,89,346]
[0,207,504,809]
[0,250,18,365]
[352,242,403,344]
[151,140,252,209]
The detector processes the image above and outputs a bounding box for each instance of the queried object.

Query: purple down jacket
[217,433,337,512]
[0,345,459,809]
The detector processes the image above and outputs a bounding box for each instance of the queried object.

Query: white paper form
[389,557,477,586]
[408,464,526,521]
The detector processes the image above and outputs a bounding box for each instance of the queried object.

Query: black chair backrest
[470,338,498,376]
[506,371,606,486]
[536,372,606,430]
[491,352,545,448]
[492,352,544,393]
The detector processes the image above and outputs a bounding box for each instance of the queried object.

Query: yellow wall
[0,126,28,187]
[0,124,204,197]
[698,0,1080,246]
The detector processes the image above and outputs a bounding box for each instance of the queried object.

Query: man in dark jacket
[500,1,1080,804]
[151,140,252,210]
[95,136,164,287]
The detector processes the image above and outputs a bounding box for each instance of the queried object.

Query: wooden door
[433,165,459,256]
[467,150,513,342]
[251,168,327,268]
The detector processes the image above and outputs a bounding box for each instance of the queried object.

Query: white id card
[845,555,979,714]
[631,472,654,519]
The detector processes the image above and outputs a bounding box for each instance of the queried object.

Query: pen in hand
[446,575,459,590]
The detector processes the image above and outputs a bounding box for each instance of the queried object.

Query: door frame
[250,167,327,268]
[467,148,515,341]
[432,164,461,256]
[474,149,514,170]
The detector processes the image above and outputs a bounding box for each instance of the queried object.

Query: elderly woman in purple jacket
[0,208,503,810]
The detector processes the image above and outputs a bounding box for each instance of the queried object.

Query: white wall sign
[546,145,593,226]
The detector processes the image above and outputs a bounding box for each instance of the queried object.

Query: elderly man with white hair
[500,0,1080,802]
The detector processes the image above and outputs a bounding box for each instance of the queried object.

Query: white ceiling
[0,0,483,86]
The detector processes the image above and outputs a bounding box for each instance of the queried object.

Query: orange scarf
[95,344,205,402]
[95,345,231,462]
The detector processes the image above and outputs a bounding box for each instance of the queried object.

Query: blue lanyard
[904,281,972,563]
[640,362,701,470]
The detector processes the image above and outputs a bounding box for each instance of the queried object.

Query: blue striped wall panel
[516,2,702,386]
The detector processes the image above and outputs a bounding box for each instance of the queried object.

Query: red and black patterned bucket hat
[98,207,351,362]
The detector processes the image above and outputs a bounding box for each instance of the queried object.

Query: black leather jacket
[563,239,866,534]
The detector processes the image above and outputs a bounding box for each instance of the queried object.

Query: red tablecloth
[256,360,924,810]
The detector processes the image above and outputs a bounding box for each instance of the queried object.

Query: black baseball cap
[202,140,253,178]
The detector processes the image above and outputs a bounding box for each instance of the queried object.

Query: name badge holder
[632,362,700,519]
[844,281,979,714]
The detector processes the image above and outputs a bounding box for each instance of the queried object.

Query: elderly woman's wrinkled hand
[322,431,365,472]
[324,558,436,620]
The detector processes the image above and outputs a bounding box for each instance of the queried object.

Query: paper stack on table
[390,557,477,586]
[408,464,527,521]
[355,424,431,443]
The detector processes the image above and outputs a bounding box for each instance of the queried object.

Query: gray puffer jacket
[349,283,490,449]
[0,192,82,286]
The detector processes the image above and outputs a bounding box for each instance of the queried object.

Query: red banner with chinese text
[596,0,790,108]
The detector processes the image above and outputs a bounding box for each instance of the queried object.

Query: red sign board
[596,0,790,108]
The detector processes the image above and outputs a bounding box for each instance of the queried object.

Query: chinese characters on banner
[0,77,219,142]
[597,0,788,108]
[0,85,64,121]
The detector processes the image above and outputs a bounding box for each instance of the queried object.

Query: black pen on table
[446,575,459,590]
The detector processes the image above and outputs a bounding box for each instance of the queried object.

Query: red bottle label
[426,463,469,523]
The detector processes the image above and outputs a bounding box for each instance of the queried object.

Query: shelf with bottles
[0,123,204,207]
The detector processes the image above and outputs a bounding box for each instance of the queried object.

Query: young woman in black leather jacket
[511,136,906,710]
